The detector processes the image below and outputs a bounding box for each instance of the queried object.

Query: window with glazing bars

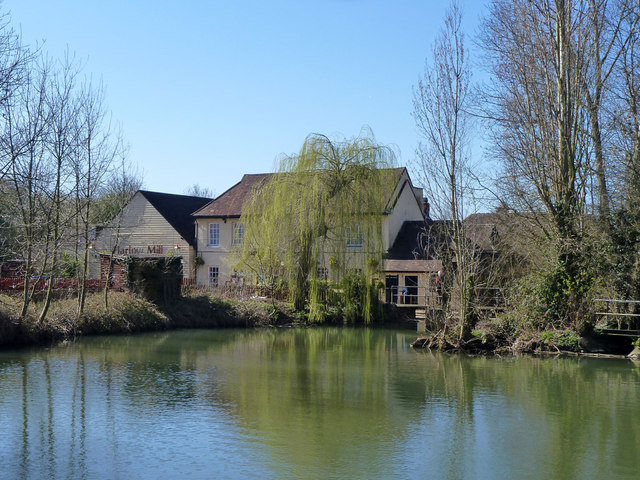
[208,223,219,246]
[208,266,219,286]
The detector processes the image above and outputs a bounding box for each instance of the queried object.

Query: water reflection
[0,329,638,480]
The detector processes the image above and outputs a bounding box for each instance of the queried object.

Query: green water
[0,328,638,480]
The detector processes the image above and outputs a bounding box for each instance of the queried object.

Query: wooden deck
[384,286,505,310]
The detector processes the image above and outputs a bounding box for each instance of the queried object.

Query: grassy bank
[412,313,636,356]
[0,291,298,348]
[6,290,620,355]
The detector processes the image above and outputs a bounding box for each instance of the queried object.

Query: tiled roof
[193,168,411,218]
[385,220,450,260]
[384,259,442,272]
[192,173,272,217]
[138,190,212,245]
[464,212,539,252]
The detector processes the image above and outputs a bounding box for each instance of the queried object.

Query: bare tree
[0,6,136,322]
[613,0,640,210]
[38,54,81,323]
[479,0,612,328]
[73,79,120,314]
[1,57,51,318]
[184,184,215,199]
[580,0,635,224]
[413,1,479,341]
[0,10,31,181]
[99,151,141,310]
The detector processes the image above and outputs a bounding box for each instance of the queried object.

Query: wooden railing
[594,299,640,337]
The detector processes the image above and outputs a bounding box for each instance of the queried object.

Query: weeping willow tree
[238,131,397,322]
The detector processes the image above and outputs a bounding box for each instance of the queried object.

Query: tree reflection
[0,330,638,479]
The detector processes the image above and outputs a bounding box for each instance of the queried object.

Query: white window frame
[346,225,363,248]
[208,266,219,287]
[208,223,219,247]
[232,222,244,247]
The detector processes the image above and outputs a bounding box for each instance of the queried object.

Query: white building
[92,190,212,283]
[192,168,431,288]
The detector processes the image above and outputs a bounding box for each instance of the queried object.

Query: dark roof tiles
[386,220,450,260]
[138,190,212,245]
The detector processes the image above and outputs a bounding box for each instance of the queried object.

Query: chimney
[423,198,430,219]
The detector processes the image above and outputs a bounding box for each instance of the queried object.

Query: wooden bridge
[593,299,640,338]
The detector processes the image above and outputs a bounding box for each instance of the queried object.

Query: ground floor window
[385,274,399,304]
[209,266,219,287]
[317,267,328,281]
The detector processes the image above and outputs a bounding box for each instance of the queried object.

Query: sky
[4,0,488,197]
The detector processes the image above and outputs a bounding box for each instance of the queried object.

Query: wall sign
[117,245,164,255]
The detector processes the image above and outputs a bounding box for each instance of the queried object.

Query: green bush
[123,256,183,304]
[540,330,580,351]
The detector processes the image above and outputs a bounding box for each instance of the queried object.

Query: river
[0,328,638,479]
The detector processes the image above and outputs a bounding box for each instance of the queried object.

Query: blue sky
[4,0,487,197]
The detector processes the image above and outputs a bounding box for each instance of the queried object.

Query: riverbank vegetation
[0,8,141,327]
[0,290,301,347]
[410,0,640,354]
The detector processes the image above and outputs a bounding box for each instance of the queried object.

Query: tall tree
[604,0,640,301]
[73,79,121,314]
[38,54,81,323]
[239,130,396,322]
[1,58,50,318]
[615,0,640,211]
[99,152,141,311]
[0,10,30,181]
[480,0,594,327]
[413,1,478,341]
[580,0,633,224]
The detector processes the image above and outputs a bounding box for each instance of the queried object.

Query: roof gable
[386,168,425,216]
[138,190,212,245]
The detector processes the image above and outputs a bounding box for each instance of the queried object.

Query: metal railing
[385,285,441,308]
[384,285,507,311]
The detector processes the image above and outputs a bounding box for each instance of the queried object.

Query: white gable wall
[383,175,425,250]
[92,192,195,279]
